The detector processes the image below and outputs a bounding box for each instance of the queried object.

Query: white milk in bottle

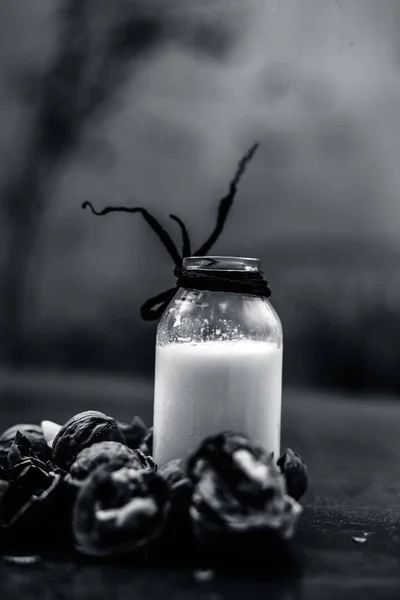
[154,340,282,465]
[153,256,283,467]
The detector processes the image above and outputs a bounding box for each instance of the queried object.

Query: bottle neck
[183,256,261,273]
[175,257,271,299]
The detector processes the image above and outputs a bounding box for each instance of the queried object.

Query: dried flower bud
[69,441,153,486]
[145,460,194,560]
[0,459,76,548]
[277,449,308,501]
[159,459,193,522]
[187,432,302,548]
[118,417,148,451]
[0,479,9,504]
[52,411,126,471]
[159,459,186,488]
[139,428,153,457]
[73,464,170,556]
[0,424,51,467]
[6,432,33,469]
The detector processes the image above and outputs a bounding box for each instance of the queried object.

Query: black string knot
[174,265,271,298]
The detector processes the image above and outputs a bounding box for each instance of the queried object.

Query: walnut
[52,411,126,471]
[73,463,170,556]
[69,441,153,486]
[187,432,302,547]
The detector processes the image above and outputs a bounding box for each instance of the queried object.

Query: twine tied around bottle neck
[82,142,271,321]
[174,265,271,298]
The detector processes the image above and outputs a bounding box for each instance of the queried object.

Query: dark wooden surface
[1,372,400,599]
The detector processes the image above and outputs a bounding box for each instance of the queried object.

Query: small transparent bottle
[153,256,283,466]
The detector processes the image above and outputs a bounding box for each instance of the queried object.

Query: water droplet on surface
[352,536,367,544]
[193,569,215,583]
[3,556,41,566]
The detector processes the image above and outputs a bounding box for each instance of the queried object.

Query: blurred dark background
[1,0,400,426]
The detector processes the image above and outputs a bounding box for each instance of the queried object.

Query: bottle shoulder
[157,288,282,346]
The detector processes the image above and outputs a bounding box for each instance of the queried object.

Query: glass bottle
[153,256,283,466]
